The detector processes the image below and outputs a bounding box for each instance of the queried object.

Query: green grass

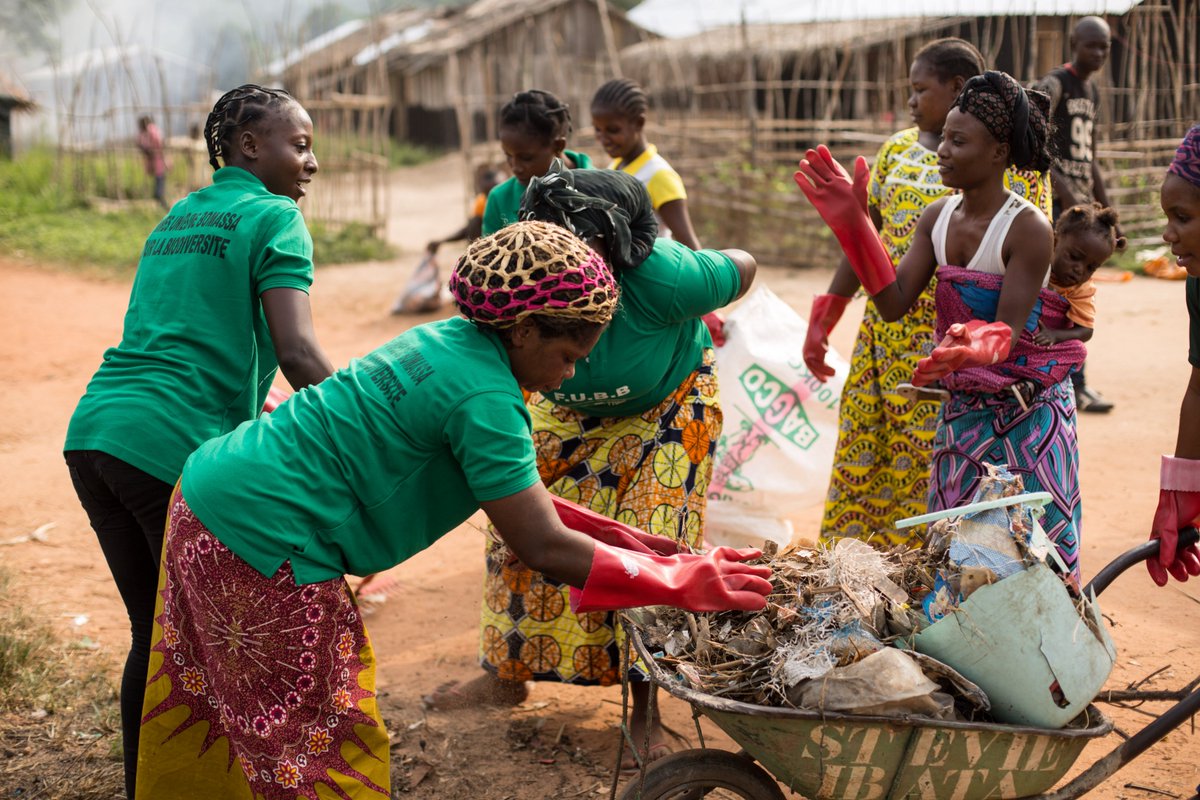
[311,221,396,264]
[0,146,395,275]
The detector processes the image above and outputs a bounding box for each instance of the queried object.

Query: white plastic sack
[706,286,848,549]
[390,252,442,314]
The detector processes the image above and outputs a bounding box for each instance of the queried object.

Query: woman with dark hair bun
[797,71,1088,583]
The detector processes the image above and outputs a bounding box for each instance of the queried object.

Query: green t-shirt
[1188,276,1200,368]
[482,150,594,235]
[181,317,540,585]
[64,167,314,483]
[541,239,740,416]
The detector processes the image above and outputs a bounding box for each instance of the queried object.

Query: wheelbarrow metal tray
[631,624,1112,800]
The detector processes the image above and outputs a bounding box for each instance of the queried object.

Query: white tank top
[931,191,1048,287]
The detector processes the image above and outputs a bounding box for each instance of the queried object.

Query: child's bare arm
[1034,321,1093,345]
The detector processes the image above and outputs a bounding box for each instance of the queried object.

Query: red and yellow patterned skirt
[136,487,390,800]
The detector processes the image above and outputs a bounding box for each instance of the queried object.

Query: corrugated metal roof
[629,0,1144,38]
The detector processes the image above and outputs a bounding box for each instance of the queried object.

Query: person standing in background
[137,115,169,210]
[1034,15,1119,413]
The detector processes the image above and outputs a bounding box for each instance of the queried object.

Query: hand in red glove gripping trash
[1148,455,1200,586]
[570,544,772,613]
[804,293,851,383]
[912,320,1013,387]
[551,496,680,556]
[794,145,895,296]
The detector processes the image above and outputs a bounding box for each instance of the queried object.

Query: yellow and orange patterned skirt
[478,350,720,685]
[820,285,941,546]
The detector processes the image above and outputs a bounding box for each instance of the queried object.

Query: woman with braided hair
[482,89,593,235]
[64,83,335,797]
[133,220,772,799]
[432,164,755,774]
[796,71,1087,581]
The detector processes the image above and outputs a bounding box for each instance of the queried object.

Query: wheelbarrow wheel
[618,748,785,800]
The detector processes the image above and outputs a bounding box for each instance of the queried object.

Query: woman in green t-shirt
[481,89,593,235]
[133,221,771,799]
[432,165,755,774]
[63,84,337,799]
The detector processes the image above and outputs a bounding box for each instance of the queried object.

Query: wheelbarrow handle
[1082,527,1200,598]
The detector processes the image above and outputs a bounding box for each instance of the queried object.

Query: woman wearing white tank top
[796,71,1087,582]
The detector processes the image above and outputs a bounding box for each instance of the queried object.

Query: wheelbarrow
[618,527,1200,800]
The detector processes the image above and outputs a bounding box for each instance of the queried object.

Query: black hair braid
[913,38,985,84]
[499,89,572,146]
[591,78,648,118]
[203,84,296,170]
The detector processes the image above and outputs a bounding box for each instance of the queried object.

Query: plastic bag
[390,252,442,314]
[705,286,848,549]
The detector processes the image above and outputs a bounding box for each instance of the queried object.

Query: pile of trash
[632,465,1116,727]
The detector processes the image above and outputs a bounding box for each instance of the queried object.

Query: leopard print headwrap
[450,220,618,326]
[954,71,1052,172]
[1168,126,1200,189]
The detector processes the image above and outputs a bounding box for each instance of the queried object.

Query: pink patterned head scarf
[450,220,619,326]
[1168,126,1200,189]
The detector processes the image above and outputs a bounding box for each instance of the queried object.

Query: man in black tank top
[1034,15,1118,413]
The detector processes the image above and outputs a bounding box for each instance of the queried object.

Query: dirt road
[1,154,1197,798]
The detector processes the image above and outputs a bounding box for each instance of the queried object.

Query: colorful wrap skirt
[820,284,942,545]
[929,379,1082,582]
[136,487,389,800]
[478,350,721,685]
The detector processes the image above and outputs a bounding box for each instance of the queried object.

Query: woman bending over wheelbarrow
[132,221,772,799]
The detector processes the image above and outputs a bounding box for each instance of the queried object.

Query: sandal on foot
[620,742,672,776]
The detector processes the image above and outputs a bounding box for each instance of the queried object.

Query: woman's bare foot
[422,672,529,711]
[620,683,672,774]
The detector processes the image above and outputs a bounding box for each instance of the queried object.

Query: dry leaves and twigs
[633,465,1095,722]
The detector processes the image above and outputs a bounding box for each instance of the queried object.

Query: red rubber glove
[703,312,726,347]
[1148,456,1200,586]
[804,293,851,383]
[551,496,680,557]
[262,386,292,413]
[912,320,1013,387]
[570,544,773,613]
[794,145,894,296]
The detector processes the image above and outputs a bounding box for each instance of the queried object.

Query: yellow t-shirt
[609,144,687,211]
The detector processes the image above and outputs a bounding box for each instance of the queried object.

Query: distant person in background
[137,115,169,210]
[1034,15,1119,413]
[426,166,504,255]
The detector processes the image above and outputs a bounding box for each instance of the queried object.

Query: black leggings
[65,450,174,800]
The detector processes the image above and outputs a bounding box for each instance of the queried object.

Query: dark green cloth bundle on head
[520,159,658,271]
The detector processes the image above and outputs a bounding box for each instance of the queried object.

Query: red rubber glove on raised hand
[1148,456,1200,586]
[570,544,773,613]
[912,320,1013,387]
[551,496,680,556]
[794,145,895,296]
[703,312,727,347]
[804,293,851,383]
